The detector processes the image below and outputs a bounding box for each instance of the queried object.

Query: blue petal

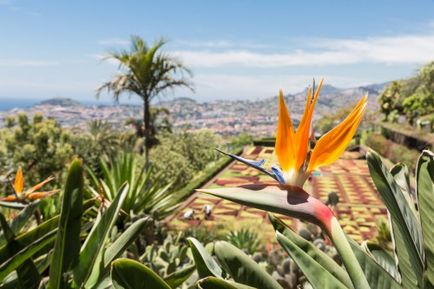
[271,165,286,184]
[216,149,277,181]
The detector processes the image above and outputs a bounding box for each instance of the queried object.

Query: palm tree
[97,36,194,165]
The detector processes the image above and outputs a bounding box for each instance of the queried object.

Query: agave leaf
[276,232,348,289]
[163,264,195,288]
[348,238,402,289]
[0,213,41,289]
[47,159,84,289]
[361,242,400,282]
[103,217,150,269]
[416,150,434,288]
[367,151,424,286]
[111,258,171,289]
[73,183,128,288]
[269,214,353,288]
[197,277,257,289]
[187,237,223,279]
[214,241,283,289]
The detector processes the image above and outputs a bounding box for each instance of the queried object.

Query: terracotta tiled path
[167,146,388,243]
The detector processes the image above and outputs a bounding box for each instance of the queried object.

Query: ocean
[0,98,126,112]
[0,99,39,111]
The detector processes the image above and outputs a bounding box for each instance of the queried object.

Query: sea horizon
[0,98,142,112]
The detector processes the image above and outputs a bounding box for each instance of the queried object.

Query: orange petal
[307,95,367,171]
[0,195,19,202]
[25,190,59,200]
[275,90,296,171]
[13,167,24,194]
[295,79,323,170]
[298,87,312,130]
[25,176,55,196]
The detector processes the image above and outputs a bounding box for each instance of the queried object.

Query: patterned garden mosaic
[166,146,388,243]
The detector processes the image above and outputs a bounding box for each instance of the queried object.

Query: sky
[1,0,434,102]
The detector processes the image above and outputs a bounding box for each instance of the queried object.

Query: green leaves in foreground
[214,241,282,289]
[187,237,223,279]
[276,232,348,289]
[73,184,128,288]
[269,214,353,288]
[48,158,84,289]
[416,150,434,288]
[367,150,425,289]
[111,259,171,289]
[0,213,42,289]
[197,277,256,289]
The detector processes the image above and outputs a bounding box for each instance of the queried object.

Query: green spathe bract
[198,185,370,289]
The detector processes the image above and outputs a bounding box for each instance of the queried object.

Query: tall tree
[97,36,193,165]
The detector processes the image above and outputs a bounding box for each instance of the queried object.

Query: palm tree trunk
[144,97,150,168]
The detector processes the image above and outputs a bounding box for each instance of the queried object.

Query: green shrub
[364,133,420,171]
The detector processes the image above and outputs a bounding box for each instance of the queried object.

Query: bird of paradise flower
[199,79,371,289]
[217,79,367,188]
[1,166,58,203]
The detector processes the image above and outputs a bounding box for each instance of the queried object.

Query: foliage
[97,36,194,165]
[139,233,194,284]
[0,113,73,185]
[87,152,177,220]
[0,159,149,289]
[363,132,420,172]
[379,61,434,124]
[150,131,223,189]
[373,217,393,251]
[225,229,262,255]
[71,120,120,172]
[200,149,434,289]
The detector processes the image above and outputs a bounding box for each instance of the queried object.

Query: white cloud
[173,33,434,68]
[185,74,359,101]
[0,59,59,67]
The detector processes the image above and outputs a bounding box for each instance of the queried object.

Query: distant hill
[39,97,81,107]
[281,82,390,116]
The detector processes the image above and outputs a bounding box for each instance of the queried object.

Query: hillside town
[0,84,384,137]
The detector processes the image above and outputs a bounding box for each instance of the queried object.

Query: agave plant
[225,229,262,255]
[87,153,177,220]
